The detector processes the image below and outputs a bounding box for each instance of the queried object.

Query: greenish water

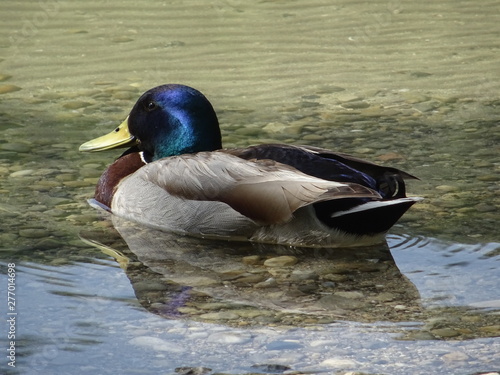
[0,1,499,374]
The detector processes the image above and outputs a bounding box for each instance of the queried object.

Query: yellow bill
[79,116,138,152]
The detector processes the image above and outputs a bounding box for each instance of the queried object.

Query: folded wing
[141,151,381,225]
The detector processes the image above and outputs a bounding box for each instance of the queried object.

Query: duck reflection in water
[83,215,422,325]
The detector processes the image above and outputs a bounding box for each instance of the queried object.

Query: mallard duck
[80,84,421,247]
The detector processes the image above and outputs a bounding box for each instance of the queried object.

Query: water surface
[0,1,499,374]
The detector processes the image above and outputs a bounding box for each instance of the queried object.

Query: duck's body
[80,84,421,247]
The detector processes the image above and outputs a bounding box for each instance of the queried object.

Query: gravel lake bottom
[0,1,499,374]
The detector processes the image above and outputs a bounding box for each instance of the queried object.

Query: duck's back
[227,144,416,199]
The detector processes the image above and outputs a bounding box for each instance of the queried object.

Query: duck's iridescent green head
[129,84,222,160]
[80,84,222,161]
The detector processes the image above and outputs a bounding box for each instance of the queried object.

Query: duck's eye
[145,101,157,112]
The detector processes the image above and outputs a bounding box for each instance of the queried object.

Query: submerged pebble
[477,174,500,182]
[9,169,34,177]
[290,270,318,281]
[478,325,500,336]
[175,367,211,375]
[112,91,137,100]
[436,185,460,192]
[199,311,240,321]
[111,36,134,43]
[2,143,31,153]
[302,134,324,141]
[254,278,277,289]
[264,256,298,267]
[341,100,370,109]
[441,351,470,362]
[431,328,461,338]
[335,291,364,299]
[19,228,50,238]
[319,294,368,310]
[63,101,93,109]
[0,74,12,81]
[335,93,363,103]
[475,203,497,212]
[0,84,21,94]
[38,92,64,100]
[242,255,261,265]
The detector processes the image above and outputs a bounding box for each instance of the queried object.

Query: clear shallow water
[0,0,499,374]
